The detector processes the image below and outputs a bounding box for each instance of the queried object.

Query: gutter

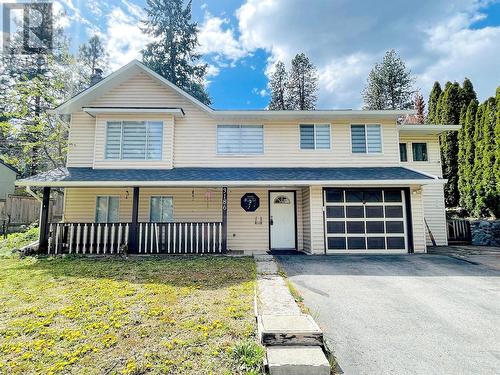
[25,186,42,203]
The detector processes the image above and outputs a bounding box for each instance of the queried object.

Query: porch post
[221,186,228,253]
[38,186,51,252]
[128,187,140,253]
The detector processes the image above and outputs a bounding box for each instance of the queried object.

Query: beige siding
[67,112,95,167]
[410,187,427,252]
[301,187,311,253]
[63,187,305,252]
[309,186,325,254]
[93,114,174,169]
[400,135,447,246]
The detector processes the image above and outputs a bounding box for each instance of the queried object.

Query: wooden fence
[0,194,64,232]
[447,219,472,244]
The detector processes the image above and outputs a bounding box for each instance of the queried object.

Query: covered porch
[16,166,442,255]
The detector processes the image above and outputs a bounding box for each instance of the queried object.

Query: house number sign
[241,193,260,212]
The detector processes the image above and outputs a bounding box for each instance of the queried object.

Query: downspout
[25,186,42,203]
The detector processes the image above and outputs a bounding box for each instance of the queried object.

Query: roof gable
[52,60,213,115]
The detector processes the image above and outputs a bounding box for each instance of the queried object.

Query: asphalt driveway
[276,254,500,375]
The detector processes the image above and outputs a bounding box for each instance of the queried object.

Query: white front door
[270,191,296,249]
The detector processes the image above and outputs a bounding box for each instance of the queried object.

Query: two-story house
[17,60,459,255]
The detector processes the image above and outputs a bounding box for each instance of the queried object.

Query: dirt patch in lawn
[0,255,260,374]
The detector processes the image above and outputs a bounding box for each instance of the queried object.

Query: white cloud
[252,87,267,97]
[198,12,248,62]
[235,0,500,108]
[103,7,151,71]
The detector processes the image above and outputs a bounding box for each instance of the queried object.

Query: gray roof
[16,167,435,187]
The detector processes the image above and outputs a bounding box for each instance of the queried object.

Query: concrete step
[266,346,330,375]
[258,314,323,346]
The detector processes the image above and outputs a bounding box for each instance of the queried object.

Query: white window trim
[149,195,174,222]
[216,124,265,156]
[95,195,120,223]
[104,120,164,161]
[411,142,430,162]
[349,124,384,155]
[298,123,332,150]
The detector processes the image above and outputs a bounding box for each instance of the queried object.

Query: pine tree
[77,35,108,88]
[459,99,478,212]
[461,78,477,109]
[142,0,210,104]
[427,82,442,124]
[414,92,425,123]
[287,53,318,110]
[268,61,289,110]
[362,49,415,110]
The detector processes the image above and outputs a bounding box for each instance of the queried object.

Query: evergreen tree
[413,92,425,123]
[287,53,318,110]
[495,87,500,198]
[472,103,485,216]
[461,78,477,109]
[459,99,478,212]
[426,82,442,124]
[142,0,210,105]
[362,49,414,110]
[478,98,498,217]
[437,82,462,207]
[77,35,108,88]
[268,61,289,110]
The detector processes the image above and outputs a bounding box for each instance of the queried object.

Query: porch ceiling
[15,167,443,188]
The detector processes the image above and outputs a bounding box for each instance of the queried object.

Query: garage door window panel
[348,237,366,249]
[386,221,404,233]
[367,237,386,249]
[387,237,405,249]
[325,189,344,203]
[366,221,385,233]
[385,206,403,218]
[366,206,384,218]
[347,221,365,233]
[328,237,346,250]
[327,221,345,234]
[326,206,345,218]
[346,206,364,218]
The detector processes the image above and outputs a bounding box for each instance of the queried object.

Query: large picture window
[105,121,163,160]
[149,196,173,222]
[217,125,264,154]
[95,196,120,223]
[300,124,331,149]
[351,124,382,154]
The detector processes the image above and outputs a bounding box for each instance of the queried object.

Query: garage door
[324,188,408,253]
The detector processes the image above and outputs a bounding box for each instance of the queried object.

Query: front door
[269,191,296,250]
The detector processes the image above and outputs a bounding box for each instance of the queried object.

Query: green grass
[0,253,262,374]
[0,226,39,257]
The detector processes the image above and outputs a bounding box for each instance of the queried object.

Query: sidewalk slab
[256,260,279,275]
[257,276,301,316]
[267,346,330,375]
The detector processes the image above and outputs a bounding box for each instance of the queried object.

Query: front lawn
[0,252,260,374]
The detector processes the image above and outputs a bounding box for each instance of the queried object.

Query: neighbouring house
[16,60,460,255]
[0,160,18,201]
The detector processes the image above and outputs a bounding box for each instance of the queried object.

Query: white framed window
[351,124,382,154]
[217,125,264,155]
[300,124,331,149]
[105,121,163,160]
[399,143,408,162]
[149,196,173,222]
[412,143,428,161]
[95,196,120,223]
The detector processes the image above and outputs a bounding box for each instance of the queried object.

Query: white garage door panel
[324,188,407,253]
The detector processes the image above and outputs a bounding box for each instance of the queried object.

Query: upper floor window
[150,196,173,222]
[412,143,428,161]
[351,124,382,154]
[399,143,408,162]
[105,121,163,160]
[300,124,331,149]
[95,196,119,223]
[217,125,263,155]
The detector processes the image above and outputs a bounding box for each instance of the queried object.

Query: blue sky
[54,0,500,109]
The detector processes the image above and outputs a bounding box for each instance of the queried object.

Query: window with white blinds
[105,121,163,160]
[351,124,382,154]
[217,125,263,154]
[300,124,331,149]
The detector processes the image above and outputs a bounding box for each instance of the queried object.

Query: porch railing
[47,221,224,255]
